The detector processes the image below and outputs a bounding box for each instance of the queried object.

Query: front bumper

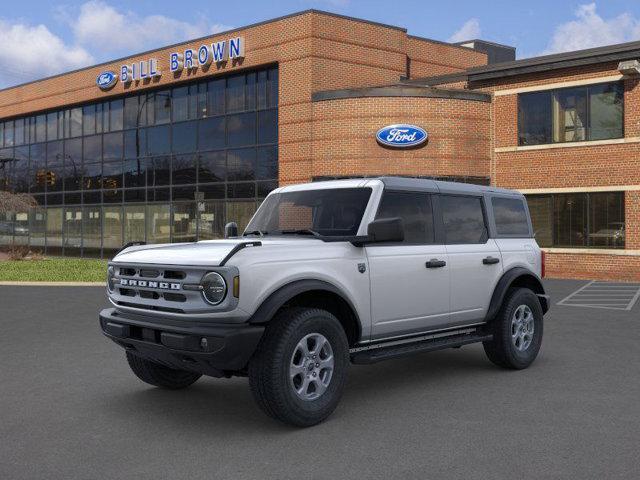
[99,308,264,377]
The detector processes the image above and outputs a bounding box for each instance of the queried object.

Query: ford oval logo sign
[376,124,428,148]
[96,71,118,90]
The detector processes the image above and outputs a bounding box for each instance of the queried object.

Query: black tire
[483,287,543,370]
[126,351,202,389]
[248,307,349,427]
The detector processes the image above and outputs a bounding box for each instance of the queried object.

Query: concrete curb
[0,281,104,286]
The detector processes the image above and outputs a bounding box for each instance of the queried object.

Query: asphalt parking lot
[1,279,639,480]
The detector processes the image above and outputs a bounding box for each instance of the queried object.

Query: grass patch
[0,258,108,282]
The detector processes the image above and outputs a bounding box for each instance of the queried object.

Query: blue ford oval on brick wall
[96,71,118,90]
[376,124,428,148]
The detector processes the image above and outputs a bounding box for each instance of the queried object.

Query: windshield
[245,187,372,237]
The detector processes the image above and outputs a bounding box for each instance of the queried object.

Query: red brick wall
[477,64,640,281]
[0,11,488,189]
[309,95,490,181]
[544,252,640,282]
[406,37,487,79]
[626,191,640,250]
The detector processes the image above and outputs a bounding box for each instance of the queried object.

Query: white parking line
[557,281,640,311]
[627,287,640,311]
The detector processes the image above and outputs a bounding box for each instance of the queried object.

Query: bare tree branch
[0,191,37,214]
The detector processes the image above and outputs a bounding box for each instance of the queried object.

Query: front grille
[139,290,160,300]
[164,270,186,280]
[163,293,187,303]
[139,269,160,278]
[111,264,207,313]
[109,262,237,316]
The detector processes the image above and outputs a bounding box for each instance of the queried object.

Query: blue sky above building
[1,0,640,88]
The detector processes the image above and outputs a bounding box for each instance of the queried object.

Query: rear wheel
[126,351,202,389]
[483,288,543,369]
[248,307,349,427]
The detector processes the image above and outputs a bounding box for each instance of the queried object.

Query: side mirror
[366,217,404,243]
[224,222,238,238]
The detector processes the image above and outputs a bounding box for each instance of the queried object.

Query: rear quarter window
[492,197,531,236]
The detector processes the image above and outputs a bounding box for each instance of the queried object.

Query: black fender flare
[484,267,548,322]
[248,279,362,333]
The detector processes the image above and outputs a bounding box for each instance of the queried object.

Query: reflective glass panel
[172,202,197,242]
[146,204,170,243]
[124,205,146,244]
[103,206,123,253]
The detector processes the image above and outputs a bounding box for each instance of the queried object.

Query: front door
[366,191,450,340]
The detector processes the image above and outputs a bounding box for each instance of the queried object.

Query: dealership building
[0,10,639,280]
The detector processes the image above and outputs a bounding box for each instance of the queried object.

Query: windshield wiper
[276,229,322,237]
[243,230,268,237]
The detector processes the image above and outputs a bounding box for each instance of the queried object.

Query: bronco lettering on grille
[119,279,181,290]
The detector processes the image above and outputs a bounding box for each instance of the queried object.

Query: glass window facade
[526,192,625,248]
[518,82,623,145]
[0,66,278,257]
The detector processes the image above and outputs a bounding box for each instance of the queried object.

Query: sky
[2,0,640,88]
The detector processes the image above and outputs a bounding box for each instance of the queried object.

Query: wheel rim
[289,333,334,401]
[511,304,534,352]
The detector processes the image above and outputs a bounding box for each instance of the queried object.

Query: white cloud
[448,18,481,43]
[0,20,93,88]
[71,1,232,55]
[542,3,640,54]
[0,1,234,88]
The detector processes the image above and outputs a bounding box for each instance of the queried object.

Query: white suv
[100,177,549,426]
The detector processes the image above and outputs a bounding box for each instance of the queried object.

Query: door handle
[483,256,500,265]
[426,259,446,268]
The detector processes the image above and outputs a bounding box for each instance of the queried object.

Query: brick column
[625,190,640,249]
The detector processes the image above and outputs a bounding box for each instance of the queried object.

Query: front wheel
[483,288,544,369]
[248,307,349,427]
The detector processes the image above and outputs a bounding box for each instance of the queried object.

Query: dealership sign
[376,124,428,148]
[96,71,118,90]
[98,36,246,90]
[121,58,162,84]
[170,37,245,73]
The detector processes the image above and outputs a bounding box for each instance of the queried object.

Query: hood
[112,237,324,266]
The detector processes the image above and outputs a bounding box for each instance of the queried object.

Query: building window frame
[526,191,626,249]
[518,81,624,146]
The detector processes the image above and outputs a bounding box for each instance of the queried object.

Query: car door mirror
[366,217,404,243]
[224,222,238,238]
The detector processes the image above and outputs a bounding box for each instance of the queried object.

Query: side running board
[350,328,492,365]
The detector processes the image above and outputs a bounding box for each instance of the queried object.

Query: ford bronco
[99,177,549,426]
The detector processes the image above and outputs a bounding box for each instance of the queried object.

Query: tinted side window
[375,191,434,244]
[492,197,530,236]
[441,195,486,244]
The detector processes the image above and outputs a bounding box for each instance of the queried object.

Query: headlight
[107,266,115,293]
[201,272,227,305]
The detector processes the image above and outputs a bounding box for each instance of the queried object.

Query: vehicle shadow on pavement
[99,346,503,432]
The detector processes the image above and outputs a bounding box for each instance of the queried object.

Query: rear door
[366,190,450,340]
[440,195,504,325]
[490,195,541,276]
